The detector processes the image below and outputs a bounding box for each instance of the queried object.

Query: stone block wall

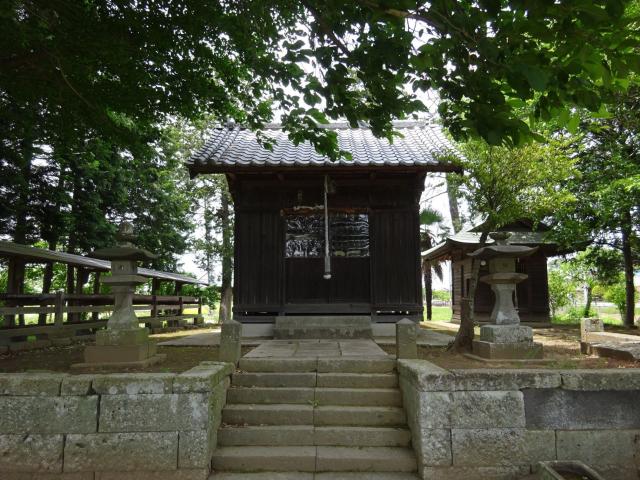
[0,362,233,480]
[398,360,640,480]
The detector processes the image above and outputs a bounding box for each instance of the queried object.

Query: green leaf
[518,64,551,92]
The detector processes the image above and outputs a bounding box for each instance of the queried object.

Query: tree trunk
[583,285,593,318]
[423,258,433,321]
[446,174,462,233]
[218,185,233,323]
[621,212,636,327]
[450,230,489,351]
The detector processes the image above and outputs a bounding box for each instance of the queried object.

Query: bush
[603,278,626,318]
[548,268,575,318]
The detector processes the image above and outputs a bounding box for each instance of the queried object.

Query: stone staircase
[211,356,418,479]
[274,315,373,339]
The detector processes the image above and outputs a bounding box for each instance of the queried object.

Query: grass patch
[424,306,452,323]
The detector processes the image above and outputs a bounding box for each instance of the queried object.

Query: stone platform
[244,339,388,358]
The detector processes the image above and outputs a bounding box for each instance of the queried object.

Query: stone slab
[397,360,454,391]
[173,363,232,393]
[451,390,525,428]
[99,393,211,432]
[421,465,531,480]
[222,404,313,426]
[0,373,67,396]
[315,387,401,407]
[448,369,561,391]
[314,406,406,427]
[212,446,316,472]
[0,396,97,434]
[92,373,175,395]
[317,373,397,389]
[95,470,208,480]
[218,425,314,446]
[232,372,316,388]
[95,328,149,346]
[0,434,63,472]
[416,428,452,467]
[178,429,215,469]
[451,429,556,467]
[83,343,157,363]
[64,432,178,471]
[60,376,94,396]
[71,353,165,370]
[314,426,411,447]
[226,386,315,404]
[479,325,533,343]
[472,340,543,359]
[556,430,640,471]
[561,369,640,391]
[524,389,640,429]
[315,446,417,472]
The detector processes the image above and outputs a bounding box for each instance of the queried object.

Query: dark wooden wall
[229,170,425,322]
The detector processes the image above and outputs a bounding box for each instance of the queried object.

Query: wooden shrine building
[422,221,560,324]
[187,121,460,334]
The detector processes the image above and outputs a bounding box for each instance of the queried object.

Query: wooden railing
[0,293,204,346]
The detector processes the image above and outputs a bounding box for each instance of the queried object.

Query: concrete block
[178,429,215,469]
[219,320,242,364]
[317,373,397,389]
[315,387,401,407]
[227,386,314,404]
[232,372,316,388]
[556,430,640,467]
[524,389,640,429]
[451,391,525,428]
[173,363,232,393]
[472,339,543,359]
[397,360,454,391]
[421,465,531,480]
[561,369,640,391]
[449,369,561,390]
[92,373,174,394]
[417,429,452,467]
[239,358,317,373]
[0,434,63,472]
[0,396,97,434]
[64,432,178,472]
[95,471,208,480]
[219,425,314,446]
[95,328,149,346]
[212,446,316,472]
[479,325,533,343]
[0,373,67,396]
[222,404,313,426]
[314,426,411,447]
[580,317,604,342]
[314,406,406,427]
[317,358,396,373]
[396,319,418,359]
[451,429,556,466]
[315,446,416,472]
[99,393,210,432]
[60,376,94,396]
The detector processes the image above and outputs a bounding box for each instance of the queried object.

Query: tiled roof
[187,120,461,173]
[422,227,557,261]
[0,241,208,285]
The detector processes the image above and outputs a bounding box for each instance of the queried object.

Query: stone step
[238,357,396,374]
[314,426,411,447]
[232,372,316,388]
[211,446,416,473]
[212,446,316,472]
[274,316,372,340]
[316,446,417,472]
[222,404,313,426]
[317,373,398,389]
[315,387,401,406]
[227,386,315,404]
[211,473,420,479]
[315,406,406,427]
[218,425,411,447]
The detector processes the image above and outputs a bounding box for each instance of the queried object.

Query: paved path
[157,328,453,348]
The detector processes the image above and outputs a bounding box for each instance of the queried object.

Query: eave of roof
[187,120,462,176]
[0,241,207,285]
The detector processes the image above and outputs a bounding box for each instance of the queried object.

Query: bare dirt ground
[414,324,640,370]
[0,328,253,374]
[0,325,638,373]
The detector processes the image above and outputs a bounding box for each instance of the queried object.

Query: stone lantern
[468,232,543,360]
[79,222,165,368]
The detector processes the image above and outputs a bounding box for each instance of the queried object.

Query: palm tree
[420,207,448,321]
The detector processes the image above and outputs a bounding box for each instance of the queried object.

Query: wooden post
[92,271,101,321]
[54,291,64,330]
[198,296,202,316]
[151,295,158,319]
[178,296,184,318]
[151,278,160,295]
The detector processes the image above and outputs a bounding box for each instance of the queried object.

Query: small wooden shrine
[187,121,460,331]
[422,220,560,324]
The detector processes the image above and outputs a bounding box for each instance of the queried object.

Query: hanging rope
[323,174,331,280]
